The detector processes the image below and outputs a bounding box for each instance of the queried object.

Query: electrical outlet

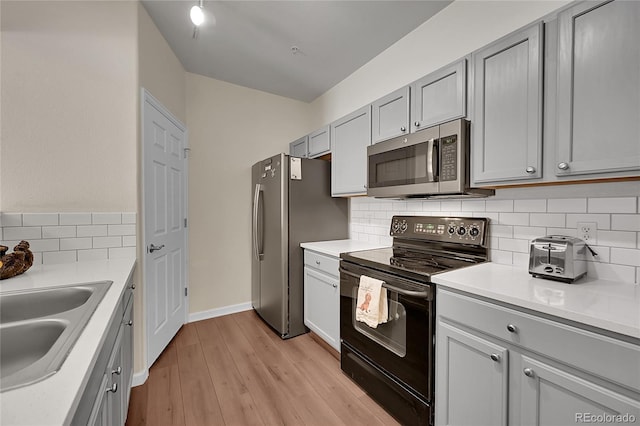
[577,222,597,244]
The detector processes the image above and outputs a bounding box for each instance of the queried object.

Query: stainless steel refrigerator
[251,153,348,338]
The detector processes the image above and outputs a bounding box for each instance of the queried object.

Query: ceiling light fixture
[190,0,205,26]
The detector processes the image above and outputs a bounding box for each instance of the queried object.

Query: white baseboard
[131,368,149,387]
[188,302,252,323]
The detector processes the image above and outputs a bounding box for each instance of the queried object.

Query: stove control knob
[392,221,400,233]
[400,221,408,232]
[447,226,456,235]
[457,226,466,236]
[469,227,480,237]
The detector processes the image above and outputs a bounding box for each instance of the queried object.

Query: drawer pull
[506,324,518,333]
[106,383,118,393]
[127,320,133,326]
[523,368,535,378]
[332,283,338,289]
[490,353,500,362]
[315,260,321,265]
[112,366,122,376]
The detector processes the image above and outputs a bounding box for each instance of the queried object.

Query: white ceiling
[141,0,452,102]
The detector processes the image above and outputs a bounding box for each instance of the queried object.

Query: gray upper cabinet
[411,59,466,133]
[308,125,331,158]
[331,105,372,196]
[556,0,640,177]
[471,22,544,184]
[289,135,308,158]
[371,86,410,144]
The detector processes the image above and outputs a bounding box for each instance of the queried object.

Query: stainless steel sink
[1,286,94,322]
[0,281,112,392]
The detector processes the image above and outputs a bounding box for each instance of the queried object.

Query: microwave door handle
[426,138,437,181]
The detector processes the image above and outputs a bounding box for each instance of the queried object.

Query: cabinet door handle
[506,324,518,333]
[127,320,133,326]
[130,283,136,290]
[490,353,500,362]
[523,368,535,378]
[315,260,321,265]
[400,126,406,132]
[106,383,118,393]
[414,121,421,127]
[525,166,536,174]
[557,162,569,170]
[332,283,338,289]
[112,366,122,376]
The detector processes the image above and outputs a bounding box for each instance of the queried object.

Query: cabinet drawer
[304,250,339,277]
[438,289,640,392]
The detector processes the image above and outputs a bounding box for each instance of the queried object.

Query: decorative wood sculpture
[0,240,34,280]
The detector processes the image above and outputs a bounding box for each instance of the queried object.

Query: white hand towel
[355,275,388,328]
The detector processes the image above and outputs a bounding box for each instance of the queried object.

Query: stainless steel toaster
[529,236,587,283]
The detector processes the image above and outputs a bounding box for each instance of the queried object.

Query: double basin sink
[0,281,112,392]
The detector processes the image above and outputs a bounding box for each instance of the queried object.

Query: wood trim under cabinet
[479,175,640,190]
[309,331,340,361]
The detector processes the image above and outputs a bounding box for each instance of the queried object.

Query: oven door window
[368,140,438,188]
[352,288,407,357]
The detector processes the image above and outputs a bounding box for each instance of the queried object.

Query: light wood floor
[125,310,400,426]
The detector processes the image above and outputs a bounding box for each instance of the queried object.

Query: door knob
[148,244,165,253]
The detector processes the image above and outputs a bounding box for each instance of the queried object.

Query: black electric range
[339,215,490,426]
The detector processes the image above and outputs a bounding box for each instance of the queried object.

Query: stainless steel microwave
[367,119,494,199]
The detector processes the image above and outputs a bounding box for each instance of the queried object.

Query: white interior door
[142,89,188,367]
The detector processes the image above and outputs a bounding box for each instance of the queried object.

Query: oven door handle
[339,268,431,299]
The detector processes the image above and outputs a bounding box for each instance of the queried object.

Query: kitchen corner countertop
[0,258,137,425]
[432,262,640,340]
[300,239,389,258]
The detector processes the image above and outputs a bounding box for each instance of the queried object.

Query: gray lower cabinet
[436,322,508,426]
[303,250,340,352]
[308,125,331,158]
[289,135,308,158]
[331,105,372,196]
[411,58,466,133]
[435,288,640,426]
[471,22,543,184]
[74,282,134,426]
[555,0,640,177]
[371,86,410,144]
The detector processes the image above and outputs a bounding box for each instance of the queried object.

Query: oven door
[339,261,434,403]
[367,125,440,198]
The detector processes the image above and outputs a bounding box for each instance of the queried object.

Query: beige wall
[309,0,569,128]
[186,73,311,313]
[0,0,138,212]
[138,3,186,124]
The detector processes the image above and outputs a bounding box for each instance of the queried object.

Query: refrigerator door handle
[253,183,264,261]
[252,183,261,261]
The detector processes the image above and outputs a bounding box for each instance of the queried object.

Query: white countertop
[0,258,137,425]
[433,262,640,340]
[300,239,388,258]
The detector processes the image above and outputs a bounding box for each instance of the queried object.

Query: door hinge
[184,218,188,228]
[185,287,188,297]
[183,147,191,159]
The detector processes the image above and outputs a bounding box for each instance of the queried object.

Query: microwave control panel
[440,135,458,182]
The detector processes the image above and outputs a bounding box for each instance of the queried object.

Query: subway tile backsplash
[0,212,136,265]
[350,192,640,285]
